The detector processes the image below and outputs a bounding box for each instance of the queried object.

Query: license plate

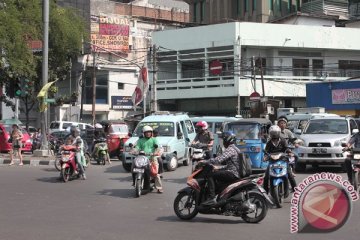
[133,168,144,173]
[312,148,327,153]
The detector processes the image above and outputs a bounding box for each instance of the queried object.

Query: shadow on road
[97,188,134,199]
[297,165,344,174]
[156,215,245,224]
[41,168,59,172]
[104,164,129,174]
[162,177,187,185]
[37,176,63,183]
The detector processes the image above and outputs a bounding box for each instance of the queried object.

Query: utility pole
[260,57,265,97]
[91,50,96,126]
[40,0,49,153]
[80,55,89,121]
[252,56,256,92]
[152,44,158,112]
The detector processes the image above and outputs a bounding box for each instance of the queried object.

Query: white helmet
[269,125,281,139]
[142,125,153,133]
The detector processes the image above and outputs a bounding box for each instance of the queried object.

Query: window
[278,0,282,12]
[252,0,256,11]
[312,59,323,76]
[339,60,360,77]
[85,69,109,104]
[288,0,292,11]
[269,0,274,11]
[200,0,205,21]
[244,0,249,12]
[181,61,204,78]
[255,58,266,75]
[118,82,124,90]
[237,0,241,16]
[296,0,300,11]
[293,59,309,76]
[193,2,197,22]
[185,120,195,134]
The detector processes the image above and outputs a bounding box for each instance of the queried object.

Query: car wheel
[166,154,178,171]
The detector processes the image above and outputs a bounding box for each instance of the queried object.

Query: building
[152,22,360,116]
[306,80,360,116]
[182,0,351,25]
[49,0,189,124]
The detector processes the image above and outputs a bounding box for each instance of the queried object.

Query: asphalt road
[0,161,359,240]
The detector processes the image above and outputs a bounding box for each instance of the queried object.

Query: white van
[49,121,94,133]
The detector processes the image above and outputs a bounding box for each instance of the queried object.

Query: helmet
[269,125,281,139]
[277,116,288,124]
[95,123,103,129]
[223,131,236,147]
[195,121,208,130]
[142,125,153,133]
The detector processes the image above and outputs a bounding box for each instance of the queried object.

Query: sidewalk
[0,153,55,166]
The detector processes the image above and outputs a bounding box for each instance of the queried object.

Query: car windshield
[133,122,175,137]
[50,122,59,129]
[304,119,348,134]
[109,124,128,134]
[225,123,260,140]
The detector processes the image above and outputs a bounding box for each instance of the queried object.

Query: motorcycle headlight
[26,139,32,143]
[62,156,70,162]
[134,156,148,168]
[354,154,360,160]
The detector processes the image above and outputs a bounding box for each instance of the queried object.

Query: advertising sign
[111,96,133,109]
[91,15,130,52]
[332,88,360,104]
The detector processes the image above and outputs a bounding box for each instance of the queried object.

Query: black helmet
[223,131,236,147]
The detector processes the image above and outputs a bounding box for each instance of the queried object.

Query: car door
[175,122,185,159]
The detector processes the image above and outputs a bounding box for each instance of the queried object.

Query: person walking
[9,124,24,166]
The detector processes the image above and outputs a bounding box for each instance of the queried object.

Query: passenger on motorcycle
[201,131,241,206]
[277,116,295,143]
[191,121,214,159]
[263,125,296,193]
[344,130,360,183]
[134,126,163,193]
[91,125,111,164]
[65,126,86,180]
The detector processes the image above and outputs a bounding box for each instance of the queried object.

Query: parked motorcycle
[93,137,109,165]
[343,146,360,192]
[59,145,82,182]
[173,162,272,223]
[266,152,290,208]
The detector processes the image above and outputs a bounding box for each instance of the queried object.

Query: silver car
[295,116,359,172]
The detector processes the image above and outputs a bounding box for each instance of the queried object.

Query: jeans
[207,170,238,199]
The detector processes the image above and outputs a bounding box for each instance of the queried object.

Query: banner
[111,96,133,109]
[132,60,149,107]
[90,14,130,52]
[332,88,360,104]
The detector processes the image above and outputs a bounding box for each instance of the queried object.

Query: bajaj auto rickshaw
[222,118,272,171]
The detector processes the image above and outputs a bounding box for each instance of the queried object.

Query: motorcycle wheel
[100,154,106,165]
[354,171,359,192]
[135,179,142,198]
[270,184,283,208]
[183,151,191,166]
[241,192,268,223]
[173,191,198,220]
[61,167,70,182]
[54,157,61,171]
[122,161,132,172]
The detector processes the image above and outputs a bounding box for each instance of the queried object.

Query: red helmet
[195,121,208,130]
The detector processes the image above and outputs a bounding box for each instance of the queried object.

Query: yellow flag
[37,80,58,98]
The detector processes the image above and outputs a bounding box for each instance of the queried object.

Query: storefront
[306,80,360,117]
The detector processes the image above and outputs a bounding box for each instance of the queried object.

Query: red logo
[301,183,351,232]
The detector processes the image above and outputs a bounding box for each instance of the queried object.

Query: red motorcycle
[59,145,81,182]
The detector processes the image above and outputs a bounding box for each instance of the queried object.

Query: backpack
[237,152,252,178]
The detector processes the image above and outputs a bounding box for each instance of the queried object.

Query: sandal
[9,162,14,166]
[19,163,23,166]
[157,189,164,194]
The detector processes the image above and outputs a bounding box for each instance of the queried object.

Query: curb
[0,159,55,166]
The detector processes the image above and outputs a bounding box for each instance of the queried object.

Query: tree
[0,0,87,129]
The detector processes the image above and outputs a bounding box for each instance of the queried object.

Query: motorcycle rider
[201,131,242,206]
[263,125,297,193]
[277,116,295,143]
[65,125,86,180]
[344,130,360,183]
[91,124,111,164]
[134,126,163,193]
[191,121,214,159]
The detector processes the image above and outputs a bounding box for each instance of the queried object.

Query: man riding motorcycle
[133,126,163,193]
[277,116,295,143]
[191,121,214,159]
[201,131,242,206]
[263,125,296,193]
[64,126,86,180]
[344,130,360,183]
[91,124,111,164]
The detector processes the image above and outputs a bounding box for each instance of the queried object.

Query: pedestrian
[9,124,24,166]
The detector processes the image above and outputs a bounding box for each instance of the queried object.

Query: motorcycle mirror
[341,141,347,147]
[128,132,133,137]
[185,137,190,142]
[154,144,159,149]
[129,143,133,148]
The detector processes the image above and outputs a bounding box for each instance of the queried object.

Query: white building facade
[152,22,360,116]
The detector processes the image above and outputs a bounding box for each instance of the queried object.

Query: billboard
[332,88,360,104]
[91,15,130,52]
[111,96,133,109]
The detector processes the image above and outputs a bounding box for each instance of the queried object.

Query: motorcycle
[190,143,208,172]
[173,162,272,223]
[93,138,109,165]
[342,146,360,192]
[266,152,290,208]
[59,145,82,182]
[132,151,151,198]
